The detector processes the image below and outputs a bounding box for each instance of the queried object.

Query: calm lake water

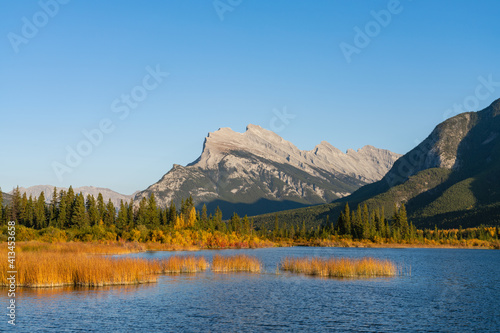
[3,247,499,332]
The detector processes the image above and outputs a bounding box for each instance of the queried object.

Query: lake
[3,247,499,332]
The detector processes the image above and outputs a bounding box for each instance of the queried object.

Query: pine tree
[201,204,208,227]
[71,194,88,228]
[127,199,134,228]
[300,220,306,239]
[97,193,105,222]
[117,200,127,230]
[11,186,22,222]
[290,224,296,239]
[340,203,351,235]
[242,215,250,235]
[104,199,115,226]
[273,214,279,240]
[374,207,384,237]
[136,197,148,226]
[66,186,75,226]
[58,190,67,229]
[214,206,223,229]
[35,192,47,229]
[20,193,28,226]
[362,204,370,239]
[168,202,177,225]
[86,195,99,226]
[399,203,409,239]
[146,194,160,228]
[392,203,400,232]
[25,195,34,228]
[49,187,58,227]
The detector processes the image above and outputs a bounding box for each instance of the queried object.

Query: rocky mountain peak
[135,124,401,215]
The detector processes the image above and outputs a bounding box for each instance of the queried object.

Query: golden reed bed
[0,253,208,288]
[211,254,261,273]
[280,257,398,278]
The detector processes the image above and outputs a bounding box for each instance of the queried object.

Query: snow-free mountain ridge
[135,124,401,216]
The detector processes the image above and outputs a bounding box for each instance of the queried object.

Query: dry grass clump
[280,256,397,278]
[0,252,155,287]
[211,254,261,273]
[0,253,208,288]
[154,256,209,274]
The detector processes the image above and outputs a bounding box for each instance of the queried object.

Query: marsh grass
[153,256,209,274]
[280,257,398,278]
[17,241,144,255]
[211,254,261,273]
[0,252,208,288]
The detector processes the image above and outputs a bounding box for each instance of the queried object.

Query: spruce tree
[97,193,105,222]
[86,195,99,226]
[399,203,409,239]
[273,214,279,240]
[58,190,67,229]
[11,186,22,222]
[136,197,148,226]
[201,204,208,226]
[300,220,306,239]
[25,195,34,228]
[71,194,88,228]
[146,194,160,228]
[49,187,58,227]
[168,202,177,225]
[117,200,127,229]
[104,199,116,226]
[20,193,28,226]
[242,215,250,235]
[127,199,134,228]
[35,192,47,229]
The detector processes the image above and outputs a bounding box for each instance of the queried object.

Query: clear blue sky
[1,0,499,195]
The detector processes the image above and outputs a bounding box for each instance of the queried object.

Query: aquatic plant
[211,254,261,273]
[0,252,208,288]
[280,256,397,278]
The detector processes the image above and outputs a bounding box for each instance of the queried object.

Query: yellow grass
[153,256,209,274]
[280,257,398,278]
[17,241,145,255]
[0,252,208,288]
[211,254,261,273]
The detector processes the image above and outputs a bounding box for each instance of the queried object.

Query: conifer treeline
[0,186,254,236]
[1,186,499,243]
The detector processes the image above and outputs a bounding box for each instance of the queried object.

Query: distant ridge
[11,185,136,207]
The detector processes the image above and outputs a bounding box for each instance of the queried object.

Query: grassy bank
[280,257,398,278]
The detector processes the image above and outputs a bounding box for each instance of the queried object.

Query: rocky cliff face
[135,124,401,215]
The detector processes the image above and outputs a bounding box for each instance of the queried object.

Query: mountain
[252,99,500,230]
[1,192,12,206]
[135,124,401,216]
[11,185,135,207]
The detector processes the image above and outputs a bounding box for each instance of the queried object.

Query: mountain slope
[252,99,500,229]
[1,192,12,206]
[135,124,401,216]
[12,185,135,207]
